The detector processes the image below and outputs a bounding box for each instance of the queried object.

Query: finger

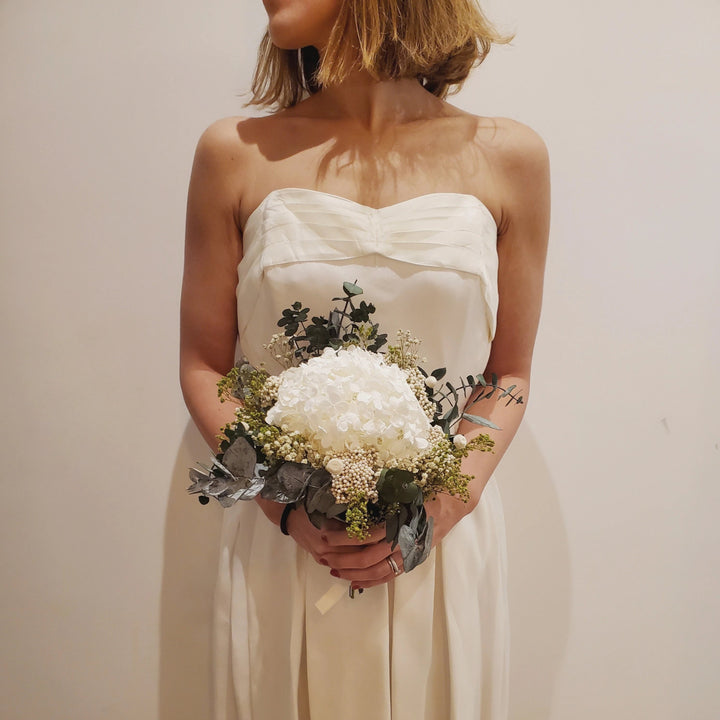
[352,554,404,590]
[320,542,392,571]
[351,574,397,591]
[332,553,403,582]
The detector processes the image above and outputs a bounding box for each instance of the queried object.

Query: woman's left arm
[318,122,550,588]
[429,120,551,546]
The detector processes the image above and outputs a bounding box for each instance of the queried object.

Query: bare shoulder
[192,116,254,172]
[491,117,549,182]
[189,115,270,220]
[471,115,549,177]
[472,116,550,235]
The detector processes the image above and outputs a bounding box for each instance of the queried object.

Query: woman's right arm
[179,119,246,452]
[180,118,290,531]
[178,120,399,578]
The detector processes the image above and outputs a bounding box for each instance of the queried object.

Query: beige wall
[1,1,718,718]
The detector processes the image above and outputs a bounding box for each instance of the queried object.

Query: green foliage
[377,469,420,504]
[276,281,387,360]
[428,369,524,434]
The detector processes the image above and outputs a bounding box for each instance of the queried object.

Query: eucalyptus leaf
[343,281,363,296]
[441,405,459,423]
[461,413,501,430]
[307,467,333,490]
[329,310,342,329]
[305,481,337,515]
[221,480,265,505]
[398,505,410,530]
[221,436,257,481]
[385,513,400,546]
[398,516,434,572]
[187,466,265,508]
[261,461,315,503]
[408,503,423,534]
[377,469,419,504]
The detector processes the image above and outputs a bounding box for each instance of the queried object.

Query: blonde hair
[244,0,515,111]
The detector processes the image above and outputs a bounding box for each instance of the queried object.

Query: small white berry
[326,458,344,475]
[453,434,468,449]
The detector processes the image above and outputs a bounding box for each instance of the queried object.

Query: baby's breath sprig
[216,365,241,402]
[263,332,298,369]
[402,365,435,420]
[386,329,426,369]
[217,362,269,406]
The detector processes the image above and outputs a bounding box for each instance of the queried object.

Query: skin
[180,1,551,591]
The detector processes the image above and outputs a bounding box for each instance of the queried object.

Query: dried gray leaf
[187,465,265,508]
[398,516,434,572]
[220,479,264,505]
[221,436,256,480]
[305,481,337,515]
[306,467,333,490]
[261,462,317,503]
[385,513,400,548]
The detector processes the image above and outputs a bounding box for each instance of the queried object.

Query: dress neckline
[241,186,498,235]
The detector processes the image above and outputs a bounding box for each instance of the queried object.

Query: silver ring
[386,556,401,576]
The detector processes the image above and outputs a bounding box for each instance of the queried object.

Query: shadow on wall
[498,421,572,720]
[159,422,224,720]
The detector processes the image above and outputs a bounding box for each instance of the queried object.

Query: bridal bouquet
[188,282,523,572]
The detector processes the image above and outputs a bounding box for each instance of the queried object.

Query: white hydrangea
[265,346,431,464]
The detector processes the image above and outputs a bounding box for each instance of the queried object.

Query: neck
[312,69,440,133]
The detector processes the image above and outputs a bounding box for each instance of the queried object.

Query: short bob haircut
[245,0,515,111]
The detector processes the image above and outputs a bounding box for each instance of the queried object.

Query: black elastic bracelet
[280,502,297,536]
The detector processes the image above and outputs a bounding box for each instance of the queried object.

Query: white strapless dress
[213,187,509,720]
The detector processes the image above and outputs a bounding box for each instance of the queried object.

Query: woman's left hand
[425,491,476,550]
[321,493,474,590]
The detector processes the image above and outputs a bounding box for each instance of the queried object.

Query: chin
[269,33,306,50]
[264,1,337,50]
[266,20,311,49]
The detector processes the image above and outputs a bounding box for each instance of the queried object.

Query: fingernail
[319,558,329,566]
[330,569,339,577]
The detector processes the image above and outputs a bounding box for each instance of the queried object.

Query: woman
[180,1,550,718]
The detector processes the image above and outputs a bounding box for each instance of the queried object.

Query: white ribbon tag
[314,583,347,615]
